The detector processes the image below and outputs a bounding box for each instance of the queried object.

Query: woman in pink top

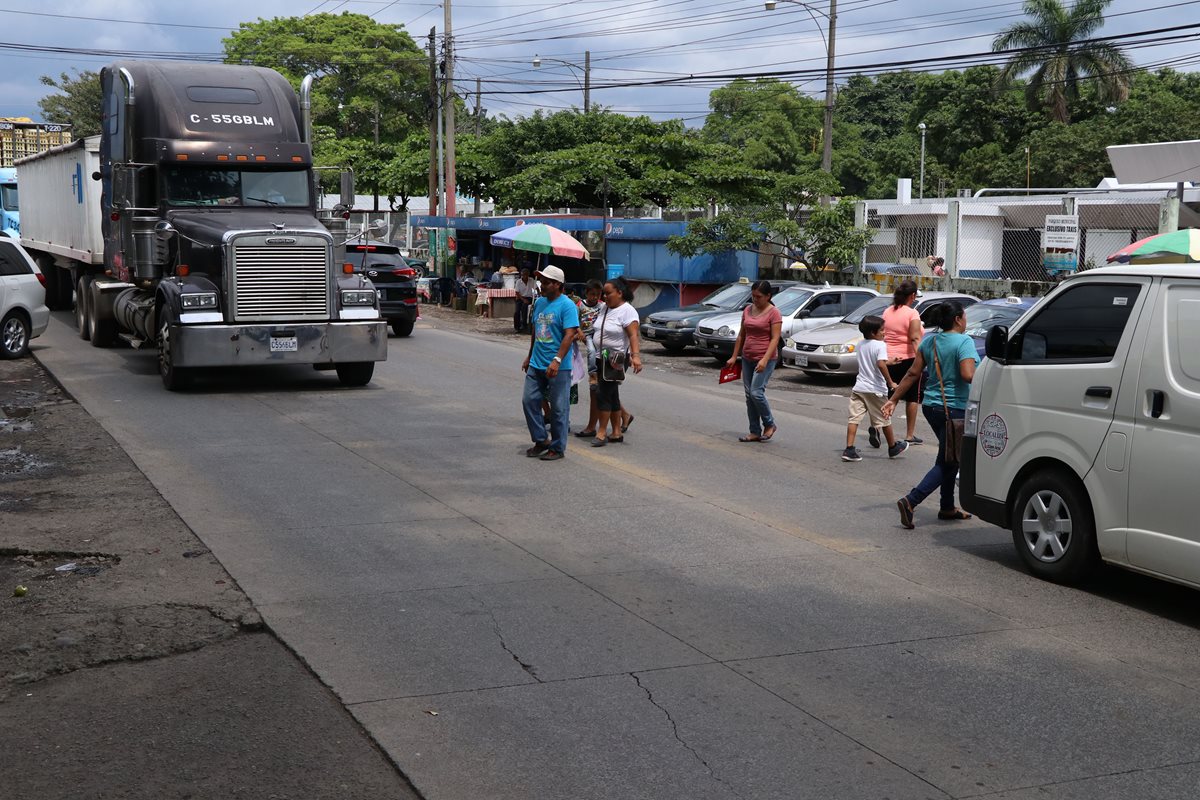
[726,280,783,442]
[879,280,924,445]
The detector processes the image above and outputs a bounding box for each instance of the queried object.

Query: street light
[1024,146,1031,194]
[532,51,591,112]
[765,0,837,177]
[918,122,926,201]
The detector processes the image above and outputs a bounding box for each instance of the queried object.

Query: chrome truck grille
[230,236,332,322]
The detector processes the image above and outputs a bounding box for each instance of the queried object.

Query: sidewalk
[0,356,419,799]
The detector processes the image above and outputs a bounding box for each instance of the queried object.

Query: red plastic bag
[718,361,742,384]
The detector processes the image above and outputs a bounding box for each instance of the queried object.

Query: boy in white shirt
[842,315,908,462]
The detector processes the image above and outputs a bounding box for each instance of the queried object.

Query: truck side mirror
[985,325,1008,362]
[154,221,177,242]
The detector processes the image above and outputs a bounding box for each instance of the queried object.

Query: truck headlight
[822,343,855,354]
[341,289,377,306]
[964,400,980,436]
[180,292,218,310]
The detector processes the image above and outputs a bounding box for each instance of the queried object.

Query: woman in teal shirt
[883,301,978,529]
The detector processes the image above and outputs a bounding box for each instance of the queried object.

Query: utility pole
[427,27,438,216]
[443,0,456,218]
[821,0,837,178]
[584,50,591,113]
[474,77,482,216]
[373,101,380,212]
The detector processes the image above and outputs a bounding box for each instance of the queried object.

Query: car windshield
[842,296,892,324]
[772,288,814,316]
[701,284,752,308]
[163,167,310,207]
[1,183,17,211]
[964,304,1025,338]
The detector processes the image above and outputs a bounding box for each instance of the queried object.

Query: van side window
[1012,283,1141,363]
[0,244,29,276]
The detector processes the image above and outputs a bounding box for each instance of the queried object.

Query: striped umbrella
[1107,228,1200,264]
[489,223,589,260]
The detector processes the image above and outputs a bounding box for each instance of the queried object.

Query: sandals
[897,498,915,529]
[621,415,635,433]
[575,429,597,438]
[738,434,761,443]
[938,508,973,521]
[760,426,777,442]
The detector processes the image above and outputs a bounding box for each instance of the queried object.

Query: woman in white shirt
[590,278,642,446]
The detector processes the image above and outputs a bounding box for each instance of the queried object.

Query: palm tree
[993,0,1133,123]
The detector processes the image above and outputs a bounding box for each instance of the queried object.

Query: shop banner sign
[1042,214,1079,275]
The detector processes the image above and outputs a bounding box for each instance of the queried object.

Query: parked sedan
[0,237,49,358]
[345,238,418,337]
[642,280,799,353]
[693,284,878,361]
[782,291,979,376]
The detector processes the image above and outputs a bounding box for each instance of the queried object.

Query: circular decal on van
[979,414,1008,458]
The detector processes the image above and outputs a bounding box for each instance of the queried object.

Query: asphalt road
[33,313,1200,800]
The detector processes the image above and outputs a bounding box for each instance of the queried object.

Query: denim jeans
[523,366,572,454]
[741,356,777,436]
[906,404,965,512]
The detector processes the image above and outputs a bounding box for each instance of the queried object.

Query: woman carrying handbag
[882,301,978,529]
[726,280,783,443]
[590,278,642,447]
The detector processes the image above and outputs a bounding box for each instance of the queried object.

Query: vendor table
[487,288,519,319]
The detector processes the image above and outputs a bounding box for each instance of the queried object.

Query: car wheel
[157,308,192,391]
[1011,470,1099,584]
[391,318,415,337]
[0,311,31,359]
[336,362,374,386]
[76,275,93,340]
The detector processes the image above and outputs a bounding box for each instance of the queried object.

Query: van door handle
[1085,386,1112,399]
[1149,390,1166,419]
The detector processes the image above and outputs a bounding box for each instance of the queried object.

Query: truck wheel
[0,311,31,359]
[335,362,374,387]
[38,258,66,311]
[87,281,118,347]
[157,310,191,391]
[1011,470,1099,584]
[390,318,415,338]
[76,276,93,340]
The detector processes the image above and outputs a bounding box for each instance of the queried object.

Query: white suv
[961,265,1200,588]
[0,238,50,358]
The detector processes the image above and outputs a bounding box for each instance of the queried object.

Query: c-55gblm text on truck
[17,60,386,390]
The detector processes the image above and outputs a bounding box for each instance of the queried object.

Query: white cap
[537,265,566,284]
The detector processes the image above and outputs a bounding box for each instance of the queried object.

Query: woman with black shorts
[879,280,924,446]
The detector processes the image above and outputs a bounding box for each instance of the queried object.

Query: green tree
[37,70,103,136]
[702,79,823,174]
[993,0,1132,123]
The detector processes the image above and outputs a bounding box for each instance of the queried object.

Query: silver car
[693,284,879,361]
[782,291,979,376]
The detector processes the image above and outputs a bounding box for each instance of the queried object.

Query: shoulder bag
[931,335,965,465]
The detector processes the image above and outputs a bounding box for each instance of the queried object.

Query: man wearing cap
[522,265,579,462]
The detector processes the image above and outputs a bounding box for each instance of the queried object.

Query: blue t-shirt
[529,294,580,370]
[919,331,978,410]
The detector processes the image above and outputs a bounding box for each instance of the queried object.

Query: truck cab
[0,167,17,239]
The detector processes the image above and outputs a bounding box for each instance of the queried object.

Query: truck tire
[335,362,374,387]
[38,258,69,311]
[0,310,31,359]
[1011,470,1099,584]
[390,318,414,338]
[76,276,93,340]
[157,309,192,391]
[88,280,118,347]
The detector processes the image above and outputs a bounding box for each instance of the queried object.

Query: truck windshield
[0,184,17,211]
[163,168,309,208]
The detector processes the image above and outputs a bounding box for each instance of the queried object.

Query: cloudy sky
[0,0,1196,126]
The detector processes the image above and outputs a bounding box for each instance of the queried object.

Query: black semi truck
[17,60,385,389]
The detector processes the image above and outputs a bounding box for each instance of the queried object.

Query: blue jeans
[523,367,572,453]
[906,404,964,512]
[741,356,777,436]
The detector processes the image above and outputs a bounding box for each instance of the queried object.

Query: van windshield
[163,167,310,208]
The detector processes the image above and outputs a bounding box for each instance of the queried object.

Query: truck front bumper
[173,321,387,368]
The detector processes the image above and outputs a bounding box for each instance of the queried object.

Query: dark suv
[345,238,418,337]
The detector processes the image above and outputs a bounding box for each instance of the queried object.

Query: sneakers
[905,436,924,445]
[888,440,909,459]
[841,446,863,462]
[868,426,881,449]
[526,442,549,457]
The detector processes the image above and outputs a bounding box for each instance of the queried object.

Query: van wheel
[76,276,93,340]
[0,311,31,359]
[335,362,374,387]
[1011,470,1099,584]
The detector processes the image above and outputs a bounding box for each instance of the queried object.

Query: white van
[961,265,1199,587]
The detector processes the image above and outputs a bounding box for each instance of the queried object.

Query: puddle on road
[0,447,49,477]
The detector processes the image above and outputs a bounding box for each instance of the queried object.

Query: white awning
[1107,140,1200,184]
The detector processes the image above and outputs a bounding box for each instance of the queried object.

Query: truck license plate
[270,336,298,353]
[793,354,808,367]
